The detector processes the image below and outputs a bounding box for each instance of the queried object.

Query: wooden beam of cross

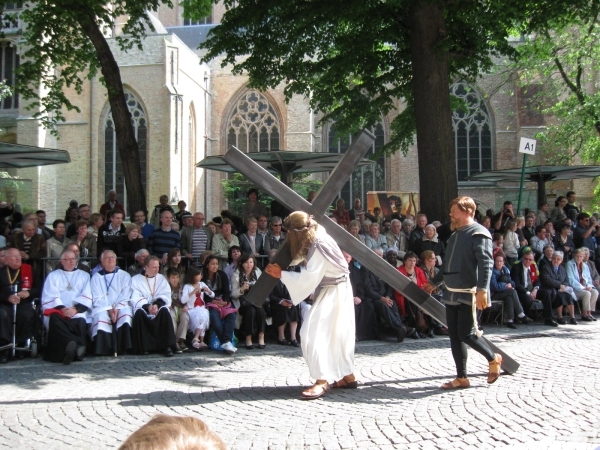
[224,131,519,374]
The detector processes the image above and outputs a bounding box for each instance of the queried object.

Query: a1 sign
[519,137,537,155]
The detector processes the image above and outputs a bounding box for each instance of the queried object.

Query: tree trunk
[409,1,458,222]
[77,13,147,218]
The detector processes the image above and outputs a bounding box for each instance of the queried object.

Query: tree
[2,0,211,216]
[509,1,600,205]
[195,0,580,221]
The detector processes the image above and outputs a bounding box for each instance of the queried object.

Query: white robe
[130,273,172,314]
[41,269,92,330]
[280,228,355,382]
[89,269,133,338]
[182,282,212,333]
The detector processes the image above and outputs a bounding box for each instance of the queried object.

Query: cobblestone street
[0,321,599,450]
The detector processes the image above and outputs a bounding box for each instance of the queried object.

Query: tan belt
[445,286,483,337]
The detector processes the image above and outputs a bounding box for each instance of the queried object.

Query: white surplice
[90,269,133,338]
[130,273,172,314]
[280,227,355,382]
[181,282,213,333]
[41,269,93,329]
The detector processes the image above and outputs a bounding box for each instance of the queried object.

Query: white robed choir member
[90,251,133,355]
[266,212,356,399]
[41,250,92,364]
[130,255,176,356]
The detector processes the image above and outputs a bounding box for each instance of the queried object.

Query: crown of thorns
[289,215,315,232]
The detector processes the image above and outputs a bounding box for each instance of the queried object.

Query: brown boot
[487,353,502,384]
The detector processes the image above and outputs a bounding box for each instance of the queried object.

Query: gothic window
[226,90,280,152]
[327,122,386,208]
[451,81,492,182]
[104,92,147,212]
[0,42,18,109]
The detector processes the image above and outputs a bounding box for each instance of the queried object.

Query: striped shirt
[191,227,208,257]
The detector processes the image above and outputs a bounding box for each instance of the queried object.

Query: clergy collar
[100,267,119,275]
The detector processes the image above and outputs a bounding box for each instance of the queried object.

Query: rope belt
[445,286,483,337]
[314,275,347,300]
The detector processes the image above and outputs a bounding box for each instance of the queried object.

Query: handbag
[209,325,238,351]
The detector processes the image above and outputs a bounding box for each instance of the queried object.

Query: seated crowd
[0,188,598,364]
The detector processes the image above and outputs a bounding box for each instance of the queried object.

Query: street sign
[519,137,537,155]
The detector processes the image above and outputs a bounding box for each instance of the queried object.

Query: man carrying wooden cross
[266,211,357,400]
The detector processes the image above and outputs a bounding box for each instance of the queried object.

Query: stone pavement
[0,321,599,450]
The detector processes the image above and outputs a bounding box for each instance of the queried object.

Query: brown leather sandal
[301,381,329,400]
[332,374,358,389]
[440,377,470,390]
[487,353,503,384]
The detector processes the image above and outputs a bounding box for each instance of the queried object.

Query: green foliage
[508,0,600,207]
[221,173,322,217]
[5,0,211,136]
[196,0,578,156]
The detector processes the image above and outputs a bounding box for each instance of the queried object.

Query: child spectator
[167,267,189,353]
[182,266,212,350]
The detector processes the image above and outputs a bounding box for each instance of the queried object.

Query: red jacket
[394,265,428,316]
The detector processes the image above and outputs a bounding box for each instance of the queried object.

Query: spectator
[343,250,379,341]
[241,188,268,223]
[480,216,494,235]
[166,267,187,353]
[174,200,191,226]
[0,193,14,219]
[36,210,53,240]
[41,250,91,364]
[492,200,515,232]
[529,225,551,259]
[67,204,92,238]
[132,210,154,240]
[348,197,366,223]
[170,222,180,233]
[73,220,97,259]
[90,250,133,356]
[224,246,242,284]
[544,220,556,240]
[522,215,536,244]
[264,216,286,252]
[64,206,80,231]
[202,255,237,355]
[99,190,125,219]
[150,195,174,229]
[63,199,78,222]
[515,216,527,247]
[563,191,580,217]
[538,244,554,273]
[0,249,39,363]
[88,213,105,239]
[385,248,401,268]
[181,214,193,229]
[510,249,553,324]
[212,219,239,270]
[412,224,445,266]
[269,265,300,347]
[46,219,72,274]
[582,247,600,298]
[238,217,267,270]
[160,247,186,279]
[502,220,519,265]
[9,220,46,264]
[57,243,92,274]
[0,223,8,248]
[331,198,351,229]
[552,223,575,262]
[181,212,213,263]
[364,222,388,252]
[537,202,549,227]
[550,196,568,225]
[539,251,577,325]
[385,219,405,254]
[409,213,428,248]
[127,249,149,277]
[573,212,598,254]
[347,220,366,244]
[256,214,269,241]
[98,210,127,255]
[117,223,146,261]
[371,207,384,228]
[394,251,428,338]
[369,247,412,342]
[147,210,181,264]
[130,255,177,356]
[490,253,531,329]
[566,248,598,321]
[418,250,448,335]
[231,254,266,349]
[181,266,212,351]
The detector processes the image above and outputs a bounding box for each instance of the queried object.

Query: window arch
[104,91,147,212]
[226,90,280,153]
[327,122,385,208]
[451,81,493,181]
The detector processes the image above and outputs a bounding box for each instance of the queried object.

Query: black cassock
[348,260,379,341]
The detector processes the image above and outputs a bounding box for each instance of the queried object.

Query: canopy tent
[196,149,375,186]
[0,142,71,169]
[469,165,600,207]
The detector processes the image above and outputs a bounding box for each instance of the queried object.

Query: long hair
[284,211,318,259]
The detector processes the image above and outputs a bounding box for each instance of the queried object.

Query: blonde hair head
[284,211,318,259]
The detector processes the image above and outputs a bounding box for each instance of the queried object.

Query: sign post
[517,137,536,214]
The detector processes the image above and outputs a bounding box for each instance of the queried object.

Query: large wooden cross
[224,130,519,374]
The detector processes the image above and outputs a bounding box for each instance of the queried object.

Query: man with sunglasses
[264,216,287,252]
[511,249,556,326]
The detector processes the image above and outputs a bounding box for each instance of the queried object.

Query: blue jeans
[208,308,236,344]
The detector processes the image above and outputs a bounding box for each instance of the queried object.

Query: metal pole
[517,153,527,215]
